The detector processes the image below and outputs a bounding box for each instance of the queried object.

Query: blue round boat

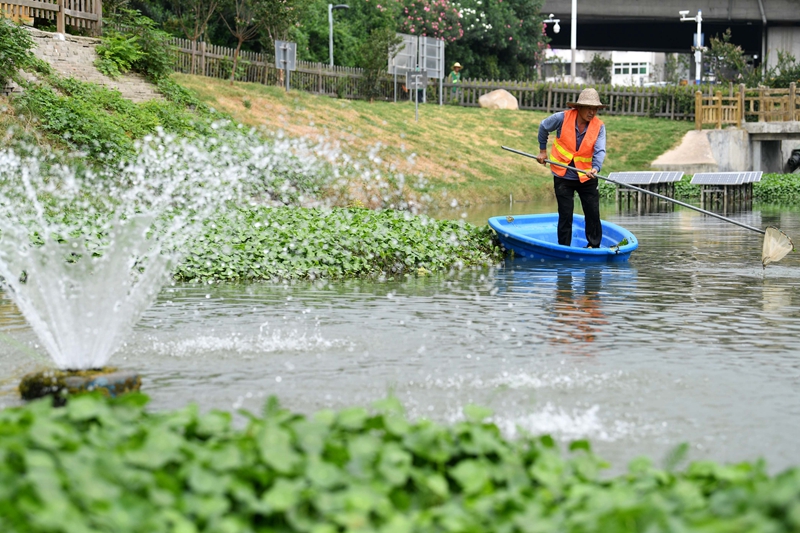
[488,213,638,263]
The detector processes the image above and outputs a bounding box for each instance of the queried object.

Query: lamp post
[328,4,349,67]
[570,0,577,83]
[541,14,560,81]
[679,9,703,85]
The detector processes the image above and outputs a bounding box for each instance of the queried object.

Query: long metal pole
[328,4,334,67]
[500,145,766,235]
[695,10,702,85]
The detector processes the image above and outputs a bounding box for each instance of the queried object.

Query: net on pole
[762,226,794,267]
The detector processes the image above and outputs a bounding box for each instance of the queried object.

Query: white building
[543,49,684,86]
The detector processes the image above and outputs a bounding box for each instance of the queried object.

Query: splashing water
[0,134,245,369]
[0,125,419,370]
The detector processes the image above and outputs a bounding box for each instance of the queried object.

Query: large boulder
[478,89,518,110]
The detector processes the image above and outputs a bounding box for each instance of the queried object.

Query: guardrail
[695,83,799,129]
[0,0,102,35]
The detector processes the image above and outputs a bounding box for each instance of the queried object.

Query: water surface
[2,201,799,473]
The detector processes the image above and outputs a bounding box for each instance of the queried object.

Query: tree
[708,28,761,86]
[358,27,402,102]
[586,53,612,84]
[169,0,220,73]
[261,0,310,44]
[289,0,397,65]
[394,0,462,42]
[445,0,546,80]
[766,51,800,88]
[219,0,266,83]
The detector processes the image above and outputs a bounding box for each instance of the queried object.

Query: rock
[19,368,142,405]
[478,89,518,110]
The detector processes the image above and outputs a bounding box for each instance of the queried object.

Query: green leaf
[262,478,304,512]
[449,459,490,495]
[463,404,493,422]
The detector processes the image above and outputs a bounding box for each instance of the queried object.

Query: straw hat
[566,88,606,108]
[452,62,462,69]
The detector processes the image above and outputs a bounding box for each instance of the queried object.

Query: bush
[105,8,175,81]
[754,173,800,202]
[95,32,143,78]
[14,74,223,163]
[0,18,36,86]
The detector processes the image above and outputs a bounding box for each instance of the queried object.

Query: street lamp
[543,13,560,34]
[679,9,703,85]
[569,0,576,83]
[328,4,349,67]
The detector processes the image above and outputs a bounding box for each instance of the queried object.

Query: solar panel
[607,171,684,185]
[690,172,763,185]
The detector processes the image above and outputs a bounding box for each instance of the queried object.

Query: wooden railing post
[200,41,206,76]
[789,82,796,121]
[56,0,65,33]
[715,91,722,129]
[759,86,765,122]
[694,90,703,130]
[96,0,102,34]
[738,83,745,126]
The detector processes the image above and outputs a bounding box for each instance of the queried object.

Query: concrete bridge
[540,0,799,70]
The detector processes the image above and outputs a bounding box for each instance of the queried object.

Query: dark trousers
[553,176,602,247]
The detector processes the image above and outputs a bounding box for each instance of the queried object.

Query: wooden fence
[695,83,799,129]
[168,38,800,126]
[0,0,102,35]
[170,38,701,120]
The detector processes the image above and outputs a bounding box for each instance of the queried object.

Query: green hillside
[174,74,695,206]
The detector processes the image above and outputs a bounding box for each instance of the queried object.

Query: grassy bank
[173,74,696,206]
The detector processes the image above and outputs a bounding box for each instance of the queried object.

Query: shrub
[95,32,143,78]
[0,18,36,86]
[14,74,223,163]
[106,8,175,81]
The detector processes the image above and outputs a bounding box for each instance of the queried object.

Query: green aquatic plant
[175,206,504,282]
[0,393,798,532]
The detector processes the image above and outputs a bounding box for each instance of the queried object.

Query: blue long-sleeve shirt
[537,111,606,181]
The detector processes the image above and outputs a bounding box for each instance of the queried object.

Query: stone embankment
[9,27,161,103]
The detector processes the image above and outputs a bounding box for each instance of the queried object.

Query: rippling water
[2,201,799,473]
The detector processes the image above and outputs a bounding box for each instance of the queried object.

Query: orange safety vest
[550,109,603,180]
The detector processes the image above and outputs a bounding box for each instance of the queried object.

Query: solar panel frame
[607,171,684,185]
[690,172,763,185]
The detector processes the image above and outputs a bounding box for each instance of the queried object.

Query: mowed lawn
[175,74,695,205]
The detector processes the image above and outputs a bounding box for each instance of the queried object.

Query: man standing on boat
[536,88,607,248]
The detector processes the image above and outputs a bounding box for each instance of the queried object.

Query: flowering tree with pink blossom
[447,0,547,80]
[394,0,463,43]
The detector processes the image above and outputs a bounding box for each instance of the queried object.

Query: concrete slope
[24,28,162,103]
[651,130,719,174]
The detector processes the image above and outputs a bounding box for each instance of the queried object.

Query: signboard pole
[275,40,297,93]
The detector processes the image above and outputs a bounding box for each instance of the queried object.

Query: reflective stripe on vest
[550,109,603,177]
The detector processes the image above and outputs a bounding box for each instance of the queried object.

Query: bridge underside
[546,19,765,56]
